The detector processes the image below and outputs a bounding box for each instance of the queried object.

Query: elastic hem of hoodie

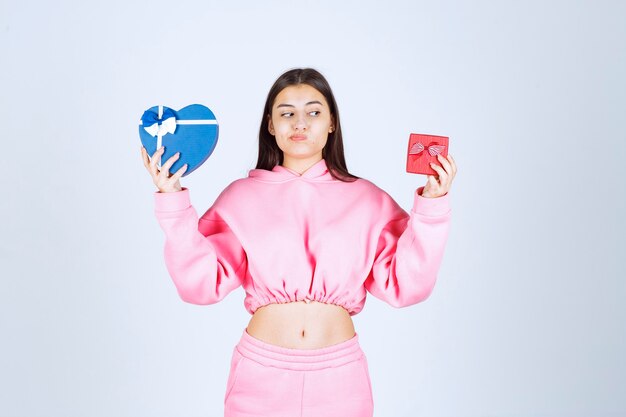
[412,186,451,215]
[154,187,191,212]
[247,296,357,317]
[236,328,363,371]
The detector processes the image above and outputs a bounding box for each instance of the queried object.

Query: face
[268,84,334,163]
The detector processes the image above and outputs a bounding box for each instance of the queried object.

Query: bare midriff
[246,300,356,349]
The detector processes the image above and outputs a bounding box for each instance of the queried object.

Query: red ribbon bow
[408,142,446,156]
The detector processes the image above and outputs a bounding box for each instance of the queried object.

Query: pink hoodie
[153,158,451,316]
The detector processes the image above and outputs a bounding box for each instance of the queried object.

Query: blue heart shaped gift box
[138,104,219,177]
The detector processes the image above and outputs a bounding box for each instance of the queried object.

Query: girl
[141,68,457,417]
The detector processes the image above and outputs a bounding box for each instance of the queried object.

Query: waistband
[236,328,364,371]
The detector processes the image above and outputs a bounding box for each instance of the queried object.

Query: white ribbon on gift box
[139,105,217,168]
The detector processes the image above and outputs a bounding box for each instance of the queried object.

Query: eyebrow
[276,101,323,108]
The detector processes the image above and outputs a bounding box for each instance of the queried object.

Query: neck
[282,154,323,175]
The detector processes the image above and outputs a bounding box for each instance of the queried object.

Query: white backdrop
[1,1,625,416]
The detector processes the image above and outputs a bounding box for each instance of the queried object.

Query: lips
[290,135,307,141]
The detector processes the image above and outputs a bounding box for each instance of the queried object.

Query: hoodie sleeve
[153,188,247,305]
[364,186,451,307]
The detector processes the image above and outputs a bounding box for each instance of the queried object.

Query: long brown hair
[255,68,360,182]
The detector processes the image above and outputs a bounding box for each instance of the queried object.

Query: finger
[438,155,455,187]
[436,154,453,176]
[149,148,166,179]
[170,163,188,181]
[159,152,181,179]
[428,174,449,197]
[141,146,153,170]
[446,154,457,176]
[429,162,447,182]
[142,146,160,179]
[430,163,450,190]
[149,146,165,170]
[141,146,149,168]
[149,146,163,160]
[157,162,171,181]
[427,175,439,190]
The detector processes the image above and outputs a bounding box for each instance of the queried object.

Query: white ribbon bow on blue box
[138,104,219,176]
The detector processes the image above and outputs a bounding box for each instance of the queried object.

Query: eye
[281,112,294,117]
[309,111,321,116]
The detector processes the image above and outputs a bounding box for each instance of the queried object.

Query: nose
[294,113,307,130]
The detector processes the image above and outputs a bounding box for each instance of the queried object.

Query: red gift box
[406,133,449,176]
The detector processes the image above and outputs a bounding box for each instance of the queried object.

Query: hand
[421,153,457,198]
[141,146,188,193]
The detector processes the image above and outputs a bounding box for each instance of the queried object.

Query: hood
[248,158,335,182]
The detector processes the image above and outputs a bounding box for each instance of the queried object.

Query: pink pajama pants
[224,328,374,417]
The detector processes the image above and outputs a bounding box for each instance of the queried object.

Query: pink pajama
[224,328,374,417]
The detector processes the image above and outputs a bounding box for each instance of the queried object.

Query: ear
[268,117,275,135]
[329,115,335,133]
